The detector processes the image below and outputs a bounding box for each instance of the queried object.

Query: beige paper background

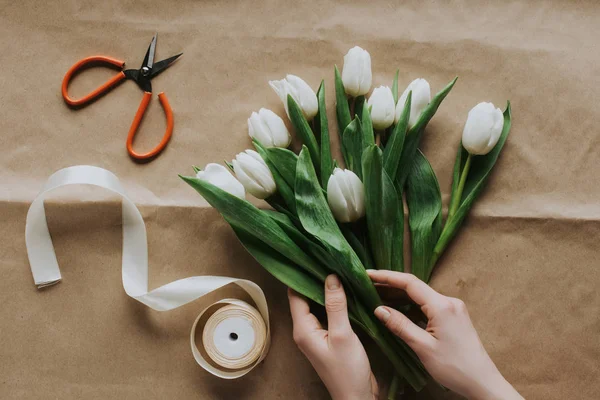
[1,0,599,398]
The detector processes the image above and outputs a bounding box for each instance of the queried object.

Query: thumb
[324,275,352,339]
[374,306,435,351]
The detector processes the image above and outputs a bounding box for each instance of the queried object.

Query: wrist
[467,371,522,400]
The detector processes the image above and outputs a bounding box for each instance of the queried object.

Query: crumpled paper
[1,0,599,398]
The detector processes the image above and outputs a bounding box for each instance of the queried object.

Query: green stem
[447,153,472,221]
[430,202,462,280]
[429,153,473,281]
[375,131,382,147]
[429,229,447,281]
[429,200,465,281]
[387,375,401,400]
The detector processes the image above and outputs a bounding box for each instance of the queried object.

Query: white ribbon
[25,165,270,379]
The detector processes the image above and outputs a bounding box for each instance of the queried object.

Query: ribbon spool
[195,300,268,374]
[24,165,270,379]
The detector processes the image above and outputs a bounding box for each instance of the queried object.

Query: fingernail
[366,269,376,274]
[326,274,340,290]
[374,306,390,322]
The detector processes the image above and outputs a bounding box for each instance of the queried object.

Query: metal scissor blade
[141,33,158,70]
[150,53,183,78]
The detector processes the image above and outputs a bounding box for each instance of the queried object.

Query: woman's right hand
[367,270,523,400]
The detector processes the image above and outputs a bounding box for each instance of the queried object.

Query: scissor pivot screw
[141,66,151,76]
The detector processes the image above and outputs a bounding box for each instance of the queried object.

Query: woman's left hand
[288,274,378,400]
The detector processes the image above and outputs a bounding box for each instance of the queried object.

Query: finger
[367,270,444,309]
[324,275,352,339]
[374,306,436,351]
[288,288,322,332]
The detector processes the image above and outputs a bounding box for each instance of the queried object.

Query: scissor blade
[150,53,183,78]
[141,33,158,70]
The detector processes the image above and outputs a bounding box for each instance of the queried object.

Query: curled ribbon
[25,165,270,379]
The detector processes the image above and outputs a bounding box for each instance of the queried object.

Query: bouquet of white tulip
[181,46,512,395]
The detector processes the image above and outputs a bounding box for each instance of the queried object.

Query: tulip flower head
[326,168,365,223]
[395,78,431,128]
[342,46,372,97]
[462,102,504,156]
[196,163,245,199]
[247,108,291,148]
[367,86,395,130]
[232,150,277,199]
[269,75,318,120]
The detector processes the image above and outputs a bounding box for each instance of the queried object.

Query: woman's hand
[368,270,523,400]
[288,275,378,400]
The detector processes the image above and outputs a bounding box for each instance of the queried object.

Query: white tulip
[326,168,365,223]
[247,108,291,148]
[462,102,504,156]
[395,78,431,128]
[367,86,395,130]
[232,150,277,199]
[341,46,372,97]
[269,74,318,120]
[196,163,245,199]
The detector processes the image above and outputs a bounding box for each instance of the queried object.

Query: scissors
[61,33,182,161]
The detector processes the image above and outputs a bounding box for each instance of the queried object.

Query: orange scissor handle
[62,56,127,107]
[126,92,174,160]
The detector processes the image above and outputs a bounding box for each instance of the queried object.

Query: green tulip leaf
[233,226,325,305]
[295,147,353,254]
[383,91,411,181]
[262,145,298,189]
[359,100,375,147]
[287,94,321,174]
[263,209,336,269]
[334,65,352,136]
[405,150,443,281]
[362,145,404,272]
[316,80,334,189]
[342,117,365,179]
[180,174,326,280]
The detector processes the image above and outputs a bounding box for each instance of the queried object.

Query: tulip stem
[429,153,473,279]
[429,224,450,280]
[447,153,472,221]
[375,132,382,147]
[388,374,401,400]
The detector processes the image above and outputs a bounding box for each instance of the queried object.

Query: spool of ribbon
[25,165,270,379]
